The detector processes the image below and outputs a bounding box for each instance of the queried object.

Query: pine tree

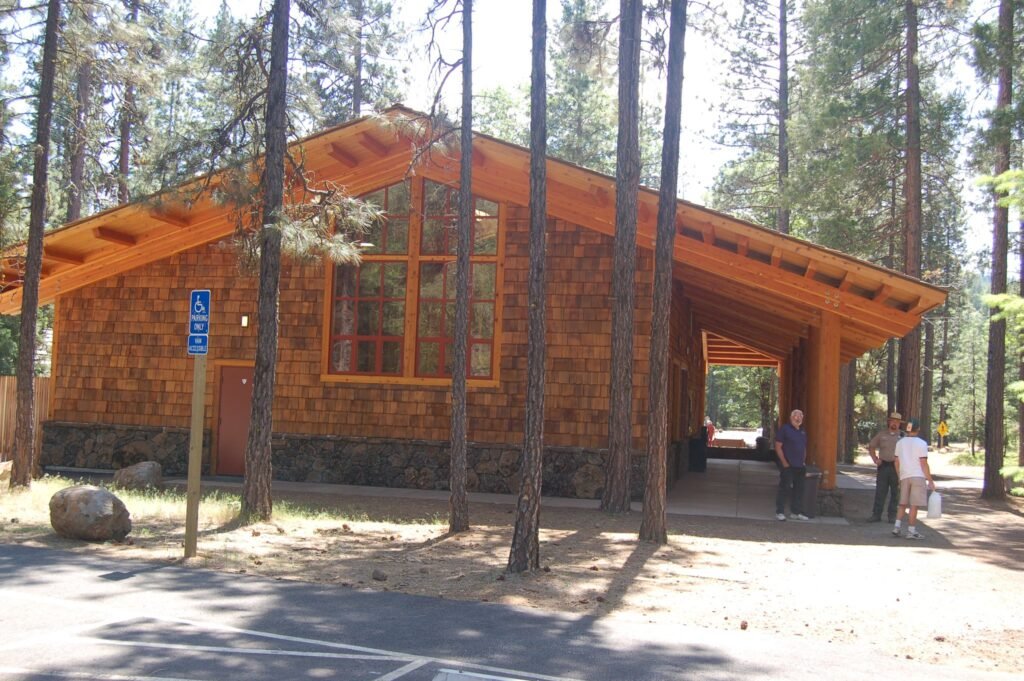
[10,0,61,489]
[640,0,687,545]
[507,0,548,573]
[241,0,291,522]
[602,0,642,513]
[448,0,472,534]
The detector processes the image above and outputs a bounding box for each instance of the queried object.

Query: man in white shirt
[892,419,936,540]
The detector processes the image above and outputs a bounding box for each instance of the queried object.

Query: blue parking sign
[189,290,210,334]
[187,334,208,355]
[188,290,210,355]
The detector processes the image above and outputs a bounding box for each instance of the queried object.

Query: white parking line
[371,659,431,681]
[79,637,413,661]
[0,667,201,681]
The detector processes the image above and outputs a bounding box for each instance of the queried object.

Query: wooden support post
[778,356,790,430]
[806,310,841,490]
[183,354,206,559]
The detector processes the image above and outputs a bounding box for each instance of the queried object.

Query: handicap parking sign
[188,290,210,355]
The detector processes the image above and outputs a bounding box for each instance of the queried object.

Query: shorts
[899,477,927,507]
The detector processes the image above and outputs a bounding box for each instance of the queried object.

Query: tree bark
[776,0,789,235]
[448,0,472,534]
[983,0,1012,500]
[1018,220,1023,467]
[241,0,291,521]
[118,0,140,204]
[11,0,61,489]
[640,0,686,544]
[67,60,92,222]
[507,0,547,573]
[602,0,642,513]
[838,360,856,463]
[897,0,922,423]
[352,0,363,117]
[921,319,934,444]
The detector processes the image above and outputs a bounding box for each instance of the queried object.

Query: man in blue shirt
[774,409,809,521]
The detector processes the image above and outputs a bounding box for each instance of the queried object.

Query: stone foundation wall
[42,421,646,500]
[42,421,210,477]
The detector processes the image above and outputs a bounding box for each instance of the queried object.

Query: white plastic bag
[927,490,942,519]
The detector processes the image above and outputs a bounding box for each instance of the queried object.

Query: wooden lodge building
[0,107,947,499]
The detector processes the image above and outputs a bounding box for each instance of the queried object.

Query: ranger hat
[888,412,902,421]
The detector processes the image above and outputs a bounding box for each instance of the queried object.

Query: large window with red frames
[328,178,500,381]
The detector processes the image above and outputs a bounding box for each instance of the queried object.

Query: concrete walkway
[173,459,854,525]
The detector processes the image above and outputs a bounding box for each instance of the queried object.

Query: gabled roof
[0,106,946,361]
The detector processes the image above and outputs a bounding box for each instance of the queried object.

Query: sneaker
[867,516,882,523]
[794,514,810,521]
[775,513,786,521]
[906,530,924,540]
[891,527,901,537]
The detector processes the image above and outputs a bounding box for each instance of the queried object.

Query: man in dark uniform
[867,412,903,523]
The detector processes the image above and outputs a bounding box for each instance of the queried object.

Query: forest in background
[0,0,1019,468]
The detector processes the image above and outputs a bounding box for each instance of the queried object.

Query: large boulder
[113,461,163,490]
[49,485,131,541]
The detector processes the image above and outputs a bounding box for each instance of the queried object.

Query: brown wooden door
[216,365,254,476]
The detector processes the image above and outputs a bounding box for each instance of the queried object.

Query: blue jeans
[776,466,806,515]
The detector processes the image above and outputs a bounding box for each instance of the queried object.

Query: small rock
[454,573,465,581]
[496,574,505,581]
[342,524,351,532]
[578,599,589,604]
[589,566,600,571]
[419,567,429,574]
[934,636,946,642]
[112,461,163,490]
[542,566,551,573]
[10,518,18,524]
[596,596,606,603]
[741,621,748,630]
[372,569,388,582]
[251,530,261,537]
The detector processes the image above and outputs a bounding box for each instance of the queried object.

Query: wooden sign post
[184,290,210,559]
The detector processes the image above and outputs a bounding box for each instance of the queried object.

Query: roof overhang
[0,106,947,361]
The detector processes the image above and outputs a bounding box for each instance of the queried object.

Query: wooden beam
[838,272,853,292]
[359,132,390,157]
[149,210,191,229]
[806,310,841,491]
[328,142,358,168]
[872,284,893,304]
[471,146,487,168]
[93,227,137,247]
[43,246,85,266]
[804,261,818,279]
[771,246,783,267]
[736,236,749,256]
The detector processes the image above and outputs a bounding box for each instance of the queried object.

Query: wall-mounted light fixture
[241,315,249,328]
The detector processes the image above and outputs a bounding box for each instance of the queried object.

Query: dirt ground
[3,456,1023,676]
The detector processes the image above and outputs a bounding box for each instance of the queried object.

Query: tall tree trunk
[352,0,363,117]
[448,0,472,533]
[241,0,291,521]
[1018,221,1023,467]
[897,0,922,422]
[67,60,92,222]
[939,312,949,448]
[602,0,642,513]
[886,338,896,416]
[118,0,140,204]
[922,319,934,444]
[838,360,856,463]
[507,0,548,573]
[776,0,789,235]
[640,0,686,544]
[11,0,61,489]
[983,0,1012,500]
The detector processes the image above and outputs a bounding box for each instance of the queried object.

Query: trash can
[803,465,822,518]
[688,435,707,473]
